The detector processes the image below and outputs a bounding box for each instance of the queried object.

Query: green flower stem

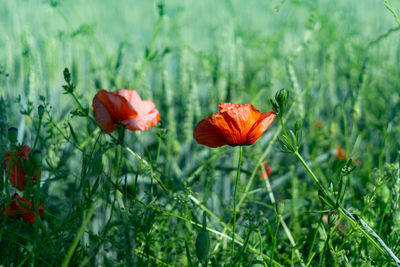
[294,151,328,197]
[279,116,290,140]
[61,203,97,267]
[111,180,283,267]
[116,128,125,180]
[231,145,243,260]
[261,166,305,266]
[294,150,400,265]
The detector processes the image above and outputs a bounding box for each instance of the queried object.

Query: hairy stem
[231,145,243,260]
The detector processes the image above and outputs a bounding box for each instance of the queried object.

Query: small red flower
[2,193,44,223]
[259,162,272,179]
[4,145,39,191]
[193,103,276,148]
[92,89,160,133]
[315,121,323,129]
[336,145,346,161]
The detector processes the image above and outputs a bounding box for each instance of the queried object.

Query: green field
[1,0,400,266]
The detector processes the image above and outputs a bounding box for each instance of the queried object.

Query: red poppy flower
[92,89,160,133]
[193,103,276,148]
[4,145,39,191]
[2,193,44,223]
[259,162,272,179]
[336,145,346,161]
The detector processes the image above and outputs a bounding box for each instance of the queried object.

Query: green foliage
[1,0,400,266]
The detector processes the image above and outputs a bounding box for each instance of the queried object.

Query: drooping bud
[8,127,18,144]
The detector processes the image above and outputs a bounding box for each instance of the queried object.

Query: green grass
[1,0,400,266]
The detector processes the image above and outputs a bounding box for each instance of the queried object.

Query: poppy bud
[38,105,45,119]
[8,127,18,144]
[157,2,165,17]
[276,201,284,215]
[196,231,210,263]
[275,89,289,116]
[63,68,71,84]
[31,150,41,166]
[196,211,210,263]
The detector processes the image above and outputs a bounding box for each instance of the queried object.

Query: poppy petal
[121,109,160,131]
[116,89,156,116]
[247,111,276,145]
[2,194,44,223]
[95,90,137,121]
[3,145,39,191]
[193,116,229,148]
[219,103,263,145]
[93,94,116,133]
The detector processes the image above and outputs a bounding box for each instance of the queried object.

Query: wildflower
[259,162,272,179]
[92,89,160,133]
[193,103,276,147]
[2,193,44,223]
[315,121,323,129]
[3,145,39,191]
[336,145,346,161]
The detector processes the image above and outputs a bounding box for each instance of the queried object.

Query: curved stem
[294,150,400,265]
[231,145,243,260]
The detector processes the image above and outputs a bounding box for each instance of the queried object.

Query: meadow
[1,0,400,266]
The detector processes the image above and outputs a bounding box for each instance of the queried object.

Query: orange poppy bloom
[2,193,44,223]
[92,89,160,133]
[3,145,39,191]
[193,103,276,147]
[259,162,272,179]
[336,145,346,161]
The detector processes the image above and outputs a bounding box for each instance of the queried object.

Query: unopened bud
[276,201,284,215]
[275,89,289,116]
[38,105,45,119]
[63,68,71,83]
[8,127,18,144]
[31,150,41,165]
